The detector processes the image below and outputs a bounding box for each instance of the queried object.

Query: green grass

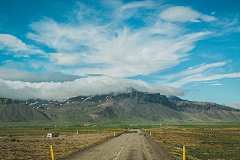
[150,124,240,160]
[186,131,240,160]
[174,124,240,129]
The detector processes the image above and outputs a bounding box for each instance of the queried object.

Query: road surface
[60,129,178,160]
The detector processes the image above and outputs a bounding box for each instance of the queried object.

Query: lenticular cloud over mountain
[1,0,240,105]
[0,76,184,100]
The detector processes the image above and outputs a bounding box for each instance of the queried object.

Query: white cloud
[25,1,217,78]
[217,18,239,28]
[0,76,185,100]
[203,72,240,81]
[227,102,240,109]
[65,30,211,77]
[169,72,240,87]
[158,61,240,87]
[121,0,155,10]
[151,19,183,36]
[23,2,218,79]
[0,34,43,55]
[200,14,217,22]
[162,61,230,80]
[50,53,81,66]
[0,67,81,82]
[210,83,222,86]
[203,81,218,83]
[211,11,216,15]
[27,17,212,77]
[159,6,216,22]
[2,60,26,69]
[115,0,159,20]
[0,34,28,51]
[27,18,108,53]
[213,17,240,36]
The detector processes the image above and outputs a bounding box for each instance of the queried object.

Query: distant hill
[0,98,51,122]
[12,88,240,124]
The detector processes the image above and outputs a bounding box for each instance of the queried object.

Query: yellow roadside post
[183,146,186,160]
[150,132,151,136]
[145,129,146,132]
[128,128,129,130]
[50,145,54,160]
[114,132,115,136]
[124,129,125,131]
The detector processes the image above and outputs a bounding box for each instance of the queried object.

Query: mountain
[0,98,51,122]
[10,88,240,124]
[169,97,240,122]
[90,89,240,123]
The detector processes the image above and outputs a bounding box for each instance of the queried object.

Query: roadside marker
[145,129,146,132]
[150,132,151,136]
[183,146,185,160]
[50,145,54,160]
[114,132,115,136]
[124,129,125,131]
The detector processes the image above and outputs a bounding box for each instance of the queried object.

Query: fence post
[50,145,54,160]
[183,146,185,160]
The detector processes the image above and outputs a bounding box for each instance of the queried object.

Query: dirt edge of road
[143,132,180,160]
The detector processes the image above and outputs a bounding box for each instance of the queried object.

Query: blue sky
[0,0,240,108]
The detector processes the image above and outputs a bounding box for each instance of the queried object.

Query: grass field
[1,124,240,159]
[0,125,124,160]
[148,124,240,160]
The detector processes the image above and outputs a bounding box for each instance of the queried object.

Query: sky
[0,0,240,108]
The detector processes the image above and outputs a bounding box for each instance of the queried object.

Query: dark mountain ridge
[3,89,240,123]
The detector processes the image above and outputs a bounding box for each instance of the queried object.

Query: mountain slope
[35,89,240,124]
[170,99,240,122]
[0,98,51,122]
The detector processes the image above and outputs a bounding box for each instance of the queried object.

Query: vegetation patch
[0,126,123,160]
[149,125,240,160]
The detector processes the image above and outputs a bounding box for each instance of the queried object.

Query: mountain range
[1,88,240,124]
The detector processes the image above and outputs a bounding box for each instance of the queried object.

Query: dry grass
[148,127,240,160]
[0,130,122,160]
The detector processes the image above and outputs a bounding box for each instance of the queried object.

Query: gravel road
[60,129,178,160]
